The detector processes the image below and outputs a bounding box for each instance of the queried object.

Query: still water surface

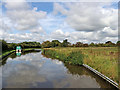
[1,50,116,88]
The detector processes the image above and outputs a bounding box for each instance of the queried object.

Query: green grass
[0,48,41,59]
[42,48,83,65]
[43,47,118,84]
[0,50,15,58]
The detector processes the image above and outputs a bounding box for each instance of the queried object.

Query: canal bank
[42,49,119,89]
[83,64,119,89]
[0,48,41,61]
[0,50,15,60]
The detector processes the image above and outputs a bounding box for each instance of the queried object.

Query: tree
[1,40,8,51]
[89,42,95,47]
[8,43,17,50]
[97,43,104,47]
[71,44,76,47]
[62,39,70,47]
[20,41,41,48]
[105,41,115,47]
[51,40,61,47]
[75,42,83,47]
[83,43,89,47]
[116,41,120,46]
[42,41,52,48]
[105,41,112,44]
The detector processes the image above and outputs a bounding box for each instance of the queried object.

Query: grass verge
[42,48,84,65]
[42,47,118,84]
[0,50,15,59]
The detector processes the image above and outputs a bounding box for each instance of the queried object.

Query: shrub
[42,49,83,65]
[67,51,83,65]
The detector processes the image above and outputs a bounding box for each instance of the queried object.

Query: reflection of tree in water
[1,50,41,66]
[22,50,40,55]
[82,67,117,89]
[0,51,2,56]
[64,63,117,89]
[64,64,84,75]
[1,56,9,66]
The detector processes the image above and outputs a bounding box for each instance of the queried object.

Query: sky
[0,0,119,44]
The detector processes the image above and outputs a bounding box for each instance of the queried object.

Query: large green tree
[51,40,61,47]
[42,41,52,48]
[62,39,70,47]
[116,41,120,46]
[89,42,95,47]
[1,40,8,51]
[105,41,115,47]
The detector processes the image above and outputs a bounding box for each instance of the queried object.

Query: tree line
[0,39,120,52]
[0,40,41,52]
[42,39,120,48]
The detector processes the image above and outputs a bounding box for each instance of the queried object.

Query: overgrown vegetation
[42,48,83,65]
[42,47,118,84]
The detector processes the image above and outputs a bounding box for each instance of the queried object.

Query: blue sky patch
[30,2,53,13]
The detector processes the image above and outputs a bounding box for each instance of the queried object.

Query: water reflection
[2,51,117,88]
[64,64,115,89]
[1,50,40,66]
[16,52,21,56]
[3,63,46,88]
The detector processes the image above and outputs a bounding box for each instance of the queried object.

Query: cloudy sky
[0,0,118,44]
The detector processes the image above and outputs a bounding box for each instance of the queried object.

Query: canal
[1,50,117,88]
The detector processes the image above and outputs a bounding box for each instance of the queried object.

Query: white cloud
[1,0,47,43]
[48,27,118,44]
[49,29,70,41]
[0,15,12,40]
[53,2,118,32]
[5,0,46,31]
[30,27,44,33]
[101,27,118,37]
[4,0,29,10]
[52,2,118,43]
[1,1,118,44]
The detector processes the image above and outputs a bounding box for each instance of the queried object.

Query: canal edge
[0,49,41,61]
[83,64,119,89]
[0,50,15,61]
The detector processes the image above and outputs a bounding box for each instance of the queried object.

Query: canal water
[1,50,116,88]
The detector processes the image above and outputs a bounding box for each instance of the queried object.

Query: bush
[67,51,83,65]
[42,49,83,65]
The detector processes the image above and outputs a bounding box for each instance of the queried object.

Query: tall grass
[42,47,118,84]
[42,48,83,65]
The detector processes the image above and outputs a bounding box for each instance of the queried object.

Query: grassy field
[43,47,118,84]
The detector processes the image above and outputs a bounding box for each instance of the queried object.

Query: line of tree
[41,39,70,48]
[1,39,120,52]
[41,39,120,48]
[0,40,41,52]
[72,41,120,47]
